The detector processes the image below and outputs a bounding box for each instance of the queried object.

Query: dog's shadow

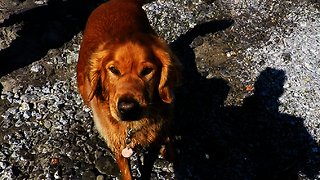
[171,21,320,179]
[0,0,104,77]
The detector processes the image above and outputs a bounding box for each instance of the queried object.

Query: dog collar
[121,127,146,178]
[121,128,134,158]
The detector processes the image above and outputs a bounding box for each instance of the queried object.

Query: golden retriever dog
[77,0,181,179]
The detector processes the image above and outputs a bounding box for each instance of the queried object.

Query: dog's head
[87,35,181,121]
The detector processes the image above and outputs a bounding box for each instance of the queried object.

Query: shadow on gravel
[172,21,320,179]
[0,0,103,77]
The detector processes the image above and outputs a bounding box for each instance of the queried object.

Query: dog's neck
[123,127,147,178]
[125,127,135,146]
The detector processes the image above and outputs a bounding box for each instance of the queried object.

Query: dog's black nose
[117,98,141,120]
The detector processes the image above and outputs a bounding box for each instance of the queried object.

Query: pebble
[95,155,119,176]
[54,170,61,179]
[30,64,44,73]
[0,161,7,169]
[43,120,52,129]
[226,50,236,57]
[7,107,18,114]
[19,102,30,111]
[14,120,23,127]
[34,0,47,5]
[96,175,104,180]
[23,111,31,119]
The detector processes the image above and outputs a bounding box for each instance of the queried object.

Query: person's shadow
[0,0,103,77]
[171,21,320,179]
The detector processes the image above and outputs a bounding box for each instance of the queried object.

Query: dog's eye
[108,66,121,76]
[140,67,153,76]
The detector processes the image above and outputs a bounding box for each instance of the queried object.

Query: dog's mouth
[117,97,143,121]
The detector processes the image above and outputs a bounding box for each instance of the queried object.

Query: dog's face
[105,42,161,121]
[87,36,180,121]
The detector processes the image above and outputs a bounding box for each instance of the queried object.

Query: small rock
[167,163,174,173]
[20,102,30,111]
[31,64,44,73]
[0,94,6,100]
[50,158,59,166]
[0,161,8,169]
[226,50,236,57]
[54,170,62,179]
[23,111,31,119]
[96,175,104,180]
[31,111,42,120]
[43,120,52,129]
[34,0,48,5]
[13,92,20,99]
[42,87,51,94]
[15,120,23,127]
[95,155,119,176]
[7,107,18,114]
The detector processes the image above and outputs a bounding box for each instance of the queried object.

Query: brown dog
[77,0,181,179]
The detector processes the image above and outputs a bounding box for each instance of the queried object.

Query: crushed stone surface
[0,0,319,179]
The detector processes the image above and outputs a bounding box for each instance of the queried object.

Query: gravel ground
[0,0,320,179]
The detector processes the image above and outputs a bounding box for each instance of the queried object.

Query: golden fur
[77,0,181,179]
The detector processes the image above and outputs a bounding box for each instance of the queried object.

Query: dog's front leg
[115,154,132,180]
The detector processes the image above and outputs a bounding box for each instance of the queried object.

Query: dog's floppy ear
[87,49,109,102]
[153,39,181,104]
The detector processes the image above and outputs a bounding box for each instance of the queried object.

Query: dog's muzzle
[117,97,142,121]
